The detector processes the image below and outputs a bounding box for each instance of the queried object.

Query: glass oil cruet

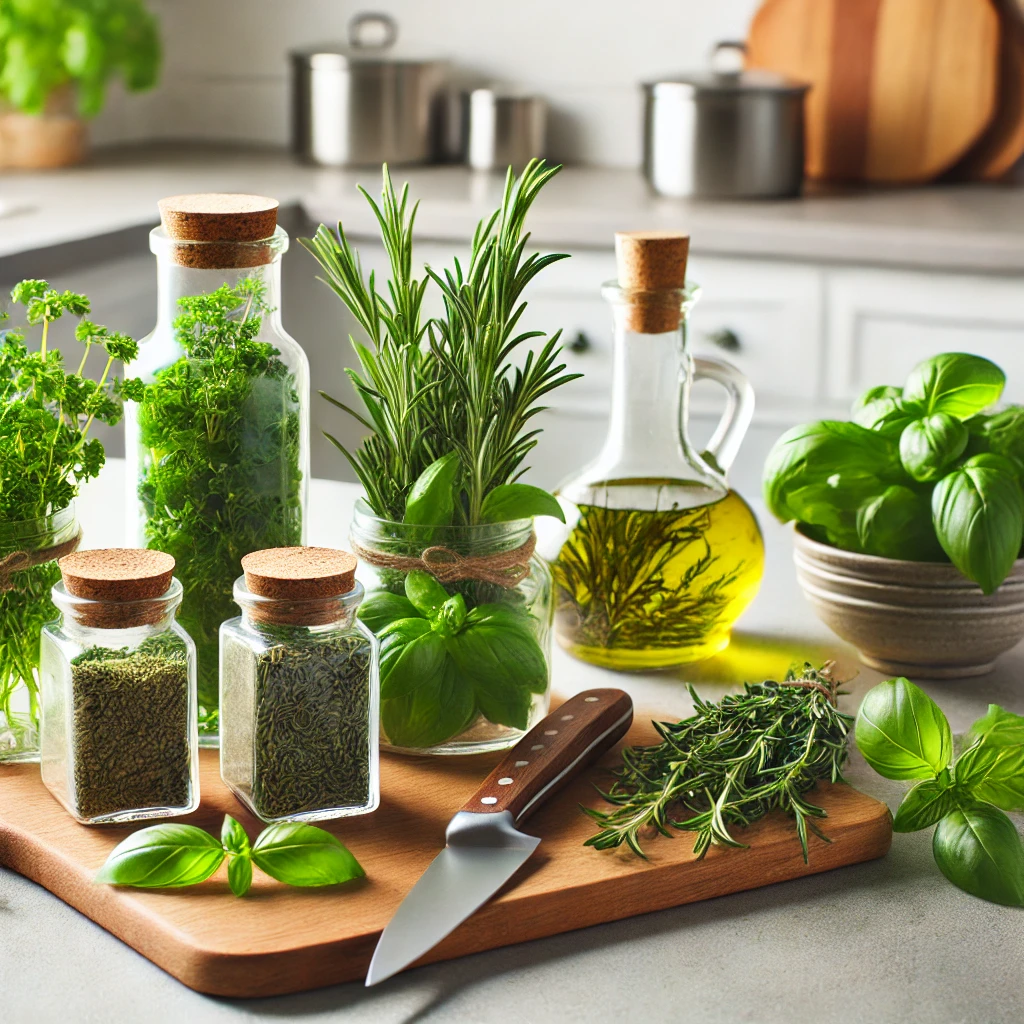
[552,231,764,670]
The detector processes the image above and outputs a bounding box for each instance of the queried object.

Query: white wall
[93,0,761,166]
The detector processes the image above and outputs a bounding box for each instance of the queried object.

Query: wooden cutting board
[747,0,1000,182]
[0,715,892,998]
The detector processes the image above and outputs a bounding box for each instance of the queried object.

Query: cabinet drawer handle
[569,330,591,353]
[706,327,741,353]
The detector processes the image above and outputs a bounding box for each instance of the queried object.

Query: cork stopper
[241,547,358,626]
[614,231,691,333]
[59,549,176,628]
[158,193,280,270]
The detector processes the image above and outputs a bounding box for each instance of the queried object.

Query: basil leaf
[932,453,1024,594]
[379,628,447,700]
[893,773,956,833]
[227,853,253,897]
[965,704,1024,748]
[404,453,460,527]
[464,604,549,694]
[381,657,476,748]
[903,353,1006,419]
[435,593,467,635]
[221,815,251,857]
[851,384,901,416]
[252,822,364,887]
[899,414,968,482]
[954,737,1024,813]
[853,395,923,439]
[358,591,420,633]
[855,677,952,780]
[404,570,450,619]
[480,483,565,523]
[979,405,1024,466]
[94,824,225,888]
[855,485,943,561]
[932,805,1024,906]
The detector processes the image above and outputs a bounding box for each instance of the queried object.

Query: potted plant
[0,280,140,760]
[0,0,160,169]
[764,352,1024,678]
[304,160,578,754]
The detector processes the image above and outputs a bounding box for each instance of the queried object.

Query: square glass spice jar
[219,547,380,823]
[39,549,200,825]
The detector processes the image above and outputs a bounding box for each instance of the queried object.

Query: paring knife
[365,688,633,986]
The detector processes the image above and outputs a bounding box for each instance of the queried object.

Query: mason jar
[350,500,553,755]
[219,546,379,823]
[0,502,80,763]
[39,549,199,825]
[123,194,310,743]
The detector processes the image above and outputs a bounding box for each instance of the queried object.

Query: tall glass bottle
[124,194,309,741]
[553,231,764,669]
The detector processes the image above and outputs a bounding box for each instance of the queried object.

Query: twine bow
[351,533,536,589]
[0,531,82,594]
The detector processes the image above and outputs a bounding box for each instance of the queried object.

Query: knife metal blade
[366,688,633,985]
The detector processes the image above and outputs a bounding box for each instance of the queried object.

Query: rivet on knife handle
[461,689,633,824]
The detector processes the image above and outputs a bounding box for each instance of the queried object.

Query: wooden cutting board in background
[0,717,893,997]
[747,0,1000,182]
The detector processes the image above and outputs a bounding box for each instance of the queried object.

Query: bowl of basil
[765,352,1024,678]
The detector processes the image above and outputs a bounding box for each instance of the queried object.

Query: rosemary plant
[585,665,853,861]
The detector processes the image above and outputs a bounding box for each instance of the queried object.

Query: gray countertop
[2,466,1023,1024]
[3,144,1024,272]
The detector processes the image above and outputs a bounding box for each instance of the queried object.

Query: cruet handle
[691,356,755,474]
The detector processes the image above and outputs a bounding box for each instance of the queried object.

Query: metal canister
[466,89,547,172]
[291,13,447,167]
[643,42,808,199]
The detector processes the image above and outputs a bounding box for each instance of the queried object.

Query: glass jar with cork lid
[123,193,310,744]
[219,546,379,823]
[38,548,199,825]
[553,231,764,670]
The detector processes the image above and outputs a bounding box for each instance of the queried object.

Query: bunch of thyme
[585,664,852,861]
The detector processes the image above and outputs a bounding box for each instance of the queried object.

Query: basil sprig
[95,815,364,897]
[359,570,548,748]
[856,678,1024,905]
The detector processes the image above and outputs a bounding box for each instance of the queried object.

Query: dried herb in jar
[71,640,191,820]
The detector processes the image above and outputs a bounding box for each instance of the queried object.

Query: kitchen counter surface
[2,463,1023,1024]
[4,144,1024,272]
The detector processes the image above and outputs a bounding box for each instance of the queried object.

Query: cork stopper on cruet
[158,192,280,270]
[614,230,691,333]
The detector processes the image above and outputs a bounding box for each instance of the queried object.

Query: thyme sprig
[585,665,852,861]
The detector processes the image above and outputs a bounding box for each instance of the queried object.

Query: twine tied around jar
[351,533,537,588]
[0,531,82,594]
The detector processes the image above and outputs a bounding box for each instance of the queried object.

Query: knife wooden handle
[461,689,633,824]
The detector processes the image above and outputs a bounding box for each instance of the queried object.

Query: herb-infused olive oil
[554,484,763,669]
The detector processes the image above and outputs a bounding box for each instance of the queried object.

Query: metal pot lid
[644,41,808,96]
[291,12,443,69]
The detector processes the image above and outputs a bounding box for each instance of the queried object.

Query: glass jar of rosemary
[124,193,310,745]
[219,547,379,823]
[39,548,199,825]
[350,503,553,755]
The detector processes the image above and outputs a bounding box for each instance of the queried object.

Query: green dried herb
[585,665,852,861]
[70,641,191,820]
[222,629,372,820]
[136,280,303,729]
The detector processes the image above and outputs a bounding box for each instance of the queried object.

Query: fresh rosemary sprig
[584,665,852,861]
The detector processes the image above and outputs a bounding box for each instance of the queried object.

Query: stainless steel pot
[466,89,546,172]
[643,42,808,199]
[291,13,447,167]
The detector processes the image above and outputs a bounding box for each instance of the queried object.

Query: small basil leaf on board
[853,395,923,439]
[480,483,565,523]
[227,853,253,898]
[932,453,1024,594]
[965,704,1024,748]
[932,805,1024,906]
[404,570,450,619]
[954,738,1024,813]
[855,485,943,561]
[252,823,365,887]
[379,629,448,700]
[381,657,476,748]
[404,453,460,527]
[221,815,251,857]
[903,353,1006,419]
[94,824,225,888]
[357,591,420,633]
[855,677,952,780]
[892,774,956,833]
[899,414,968,482]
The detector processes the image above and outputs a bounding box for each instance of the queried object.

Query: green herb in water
[137,280,303,726]
[71,642,191,819]
[586,665,852,860]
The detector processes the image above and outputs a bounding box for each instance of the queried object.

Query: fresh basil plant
[764,352,1024,593]
[856,678,1024,906]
